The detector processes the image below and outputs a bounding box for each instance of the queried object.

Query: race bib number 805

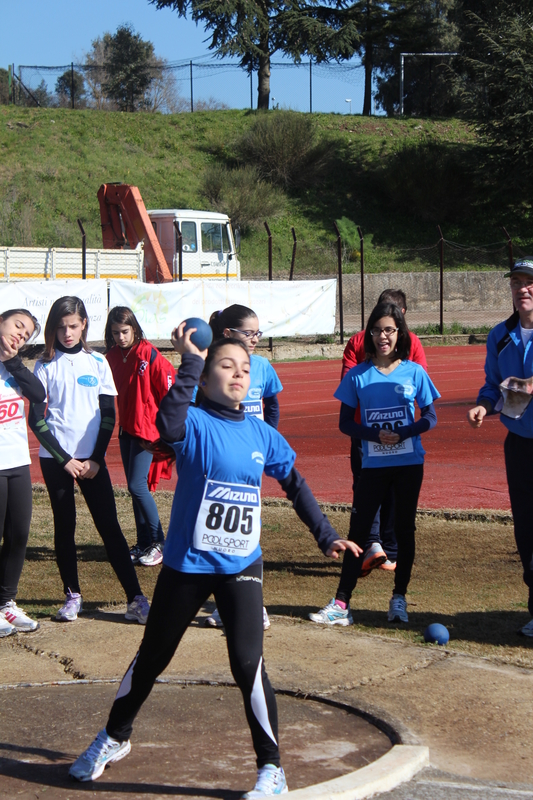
[193,480,261,556]
[365,405,414,457]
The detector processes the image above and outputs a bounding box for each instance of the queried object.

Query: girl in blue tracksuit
[205,304,283,628]
[69,326,361,795]
[309,302,440,626]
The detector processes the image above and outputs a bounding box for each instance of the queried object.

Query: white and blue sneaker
[387,593,408,623]
[308,598,353,626]
[242,764,288,799]
[520,618,533,637]
[69,729,131,781]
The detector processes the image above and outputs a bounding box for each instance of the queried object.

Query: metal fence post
[77,219,86,279]
[289,227,297,280]
[437,225,444,335]
[333,221,344,345]
[357,226,364,330]
[502,226,513,271]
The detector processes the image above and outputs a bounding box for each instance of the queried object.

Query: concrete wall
[341,271,511,314]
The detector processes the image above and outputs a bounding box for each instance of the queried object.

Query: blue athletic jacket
[478,311,533,438]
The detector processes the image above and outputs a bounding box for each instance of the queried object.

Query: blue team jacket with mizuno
[164,408,295,574]
[335,360,440,469]
[478,311,533,438]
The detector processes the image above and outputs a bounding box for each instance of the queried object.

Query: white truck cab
[148,209,240,280]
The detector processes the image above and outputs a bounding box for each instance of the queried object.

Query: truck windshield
[201,222,230,253]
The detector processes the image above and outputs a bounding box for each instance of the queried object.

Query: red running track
[26,345,510,511]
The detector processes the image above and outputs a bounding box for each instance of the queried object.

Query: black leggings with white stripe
[106,560,280,768]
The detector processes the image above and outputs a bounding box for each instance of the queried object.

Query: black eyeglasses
[370,326,399,337]
[229,328,263,339]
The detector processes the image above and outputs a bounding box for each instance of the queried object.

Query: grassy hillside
[1,106,531,277]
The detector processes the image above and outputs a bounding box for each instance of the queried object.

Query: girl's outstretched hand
[326,539,363,559]
[171,322,209,359]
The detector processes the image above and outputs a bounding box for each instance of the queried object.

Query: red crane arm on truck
[97,183,172,283]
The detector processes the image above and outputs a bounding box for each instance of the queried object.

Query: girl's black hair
[209,304,257,341]
[42,296,90,363]
[195,338,250,406]
[104,306,145,352]
[364,302,411,361]
[0,308,40,342]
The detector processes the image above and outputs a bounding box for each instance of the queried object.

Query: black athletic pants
[350,438,398,561]
[106,560,281,768]
[0,465,32,606]
[40,458,142,603]
[504,432,533,616]
[336,463,424,604]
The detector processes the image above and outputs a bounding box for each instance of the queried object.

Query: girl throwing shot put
[105,306,175,567]
[205,304,282,629]
[29,297,149,624]
[309,302,440,626]
[69,324,360,794]
[0,308,44,636]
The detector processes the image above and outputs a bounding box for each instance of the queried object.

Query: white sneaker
[242,764,288,799]
[309,598,353,626]
[0,601,39,632]
[0,614,15,638]
[263,607,271,630]
[69,729,131,781]
[388,593,408,623]
[520,618,533,637]
[125,594,150,624]
[139,543,163,566]
[56,591,83,622]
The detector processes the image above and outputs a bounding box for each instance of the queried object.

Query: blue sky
[4,0,369,114]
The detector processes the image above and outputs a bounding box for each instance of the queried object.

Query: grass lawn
[19,488,533,670]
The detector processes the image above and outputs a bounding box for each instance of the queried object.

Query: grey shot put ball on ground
[183,318,213,350]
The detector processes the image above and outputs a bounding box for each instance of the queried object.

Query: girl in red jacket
[105,307,175,567]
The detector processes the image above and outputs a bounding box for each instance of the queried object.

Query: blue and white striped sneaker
[308,598,353,626]
[69,729,131,781]
[242,764,288,798]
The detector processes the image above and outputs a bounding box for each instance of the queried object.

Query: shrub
[377,139,477,222]
[233,111,332,191]
[201,164,285,232]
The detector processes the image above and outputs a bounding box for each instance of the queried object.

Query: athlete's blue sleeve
[334,371,359,407]
[263,394,280,429]
[476,329,501,413]
[414,366,441,407]
[263,362,283,397]
[156,353,204,443]
[278,467,339,555]
[395,403,437,442]
[339,403,381,442]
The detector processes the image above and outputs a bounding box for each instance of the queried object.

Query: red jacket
[341,329,428,379]
[107,340,176,489]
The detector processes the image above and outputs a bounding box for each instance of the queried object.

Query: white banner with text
[0,279,336,342]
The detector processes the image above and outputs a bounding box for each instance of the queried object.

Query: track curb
[286,745,429,799]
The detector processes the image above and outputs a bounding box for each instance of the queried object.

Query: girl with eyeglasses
[309,301,440,626]
[208,304,282,429]
[203,304,283,630]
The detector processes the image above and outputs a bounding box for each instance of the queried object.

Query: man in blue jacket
[468,258,533,637]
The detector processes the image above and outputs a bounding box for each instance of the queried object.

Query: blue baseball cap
[505,258,533,278]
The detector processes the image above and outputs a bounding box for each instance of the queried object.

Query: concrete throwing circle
[0,681,392,799]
